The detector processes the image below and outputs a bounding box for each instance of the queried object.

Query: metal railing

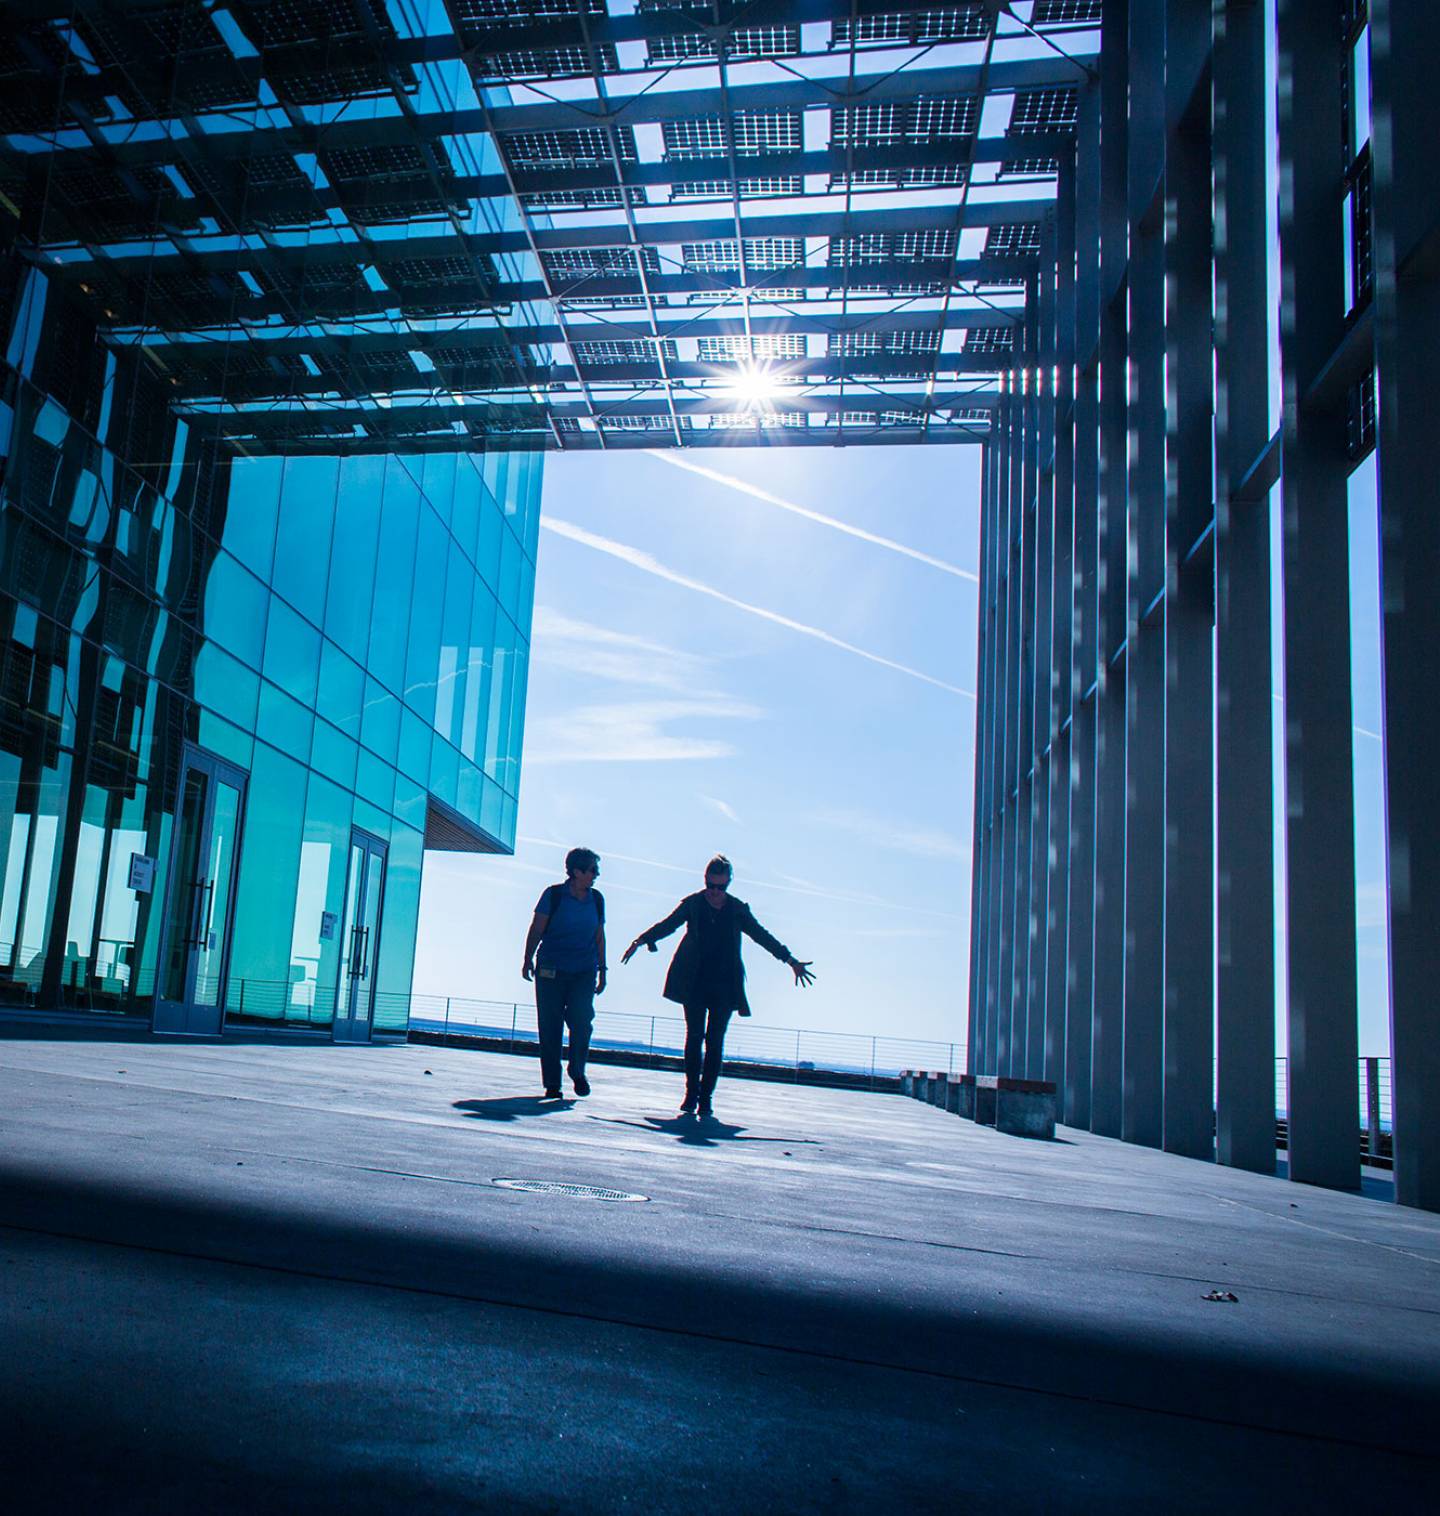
[1274,1055,1393,1165]
[1,967,1399,1156]
[408,992,963,1085]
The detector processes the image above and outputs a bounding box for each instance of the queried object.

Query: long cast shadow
[454,1095,574,1121]
[590,1113,819,1148]
[1,1150,1436,1473]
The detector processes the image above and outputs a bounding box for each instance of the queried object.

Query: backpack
[544,883,604,926]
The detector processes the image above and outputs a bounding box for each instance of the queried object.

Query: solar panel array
[0,0,1098,451]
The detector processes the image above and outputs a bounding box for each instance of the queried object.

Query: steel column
[1162,14,1218,1162]
[1024,255,1053,1081]
[1091,0,1131,1139]
[1276,0,1361,1192]
[1213,0,1278,1174]
[1045,148,1079,1095]
[1066,84,1103,1131]
[1370,0,1440,1210]
[1120,0,1168,1150]
[998,364,1026,1078]
[976,439,1000,1079]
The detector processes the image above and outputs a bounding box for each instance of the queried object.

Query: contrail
[517,834,964,917]
[540,516,974,699]
[647,450,978,582]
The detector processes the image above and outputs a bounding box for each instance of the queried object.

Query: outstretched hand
[621,939,640,966]
[790,958,815,988]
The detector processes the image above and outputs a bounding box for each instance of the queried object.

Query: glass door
[153,747,247,1036]
[333,829,387,1043]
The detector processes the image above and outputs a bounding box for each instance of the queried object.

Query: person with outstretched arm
[522,846,606,1100]
[621,855,813,1118]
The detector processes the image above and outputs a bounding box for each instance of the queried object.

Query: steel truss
[0,0,1100,452]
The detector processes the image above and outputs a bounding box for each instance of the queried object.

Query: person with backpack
[522,846,606,1100]
[620,854,813,1118]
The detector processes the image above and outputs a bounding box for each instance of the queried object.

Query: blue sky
[416,444,980,1047]
[414,439,1395,1060]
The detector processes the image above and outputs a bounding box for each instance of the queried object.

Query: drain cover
[492,1178,648,1202]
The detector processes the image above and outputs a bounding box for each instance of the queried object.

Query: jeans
[683,999,733,1097]
[535,968,596,1091]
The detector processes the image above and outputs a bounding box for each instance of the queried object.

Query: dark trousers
[535,969,595,1090]
[683,1000,733,1096]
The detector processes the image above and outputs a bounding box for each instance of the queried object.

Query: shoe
[697,1098,713,1118]
[678,1089,698,1115]
[541,1088,562,1100]
[571,1072,591,1097]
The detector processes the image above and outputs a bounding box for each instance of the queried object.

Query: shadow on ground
[587,1113,820,1148]
[454,1095,575,1120]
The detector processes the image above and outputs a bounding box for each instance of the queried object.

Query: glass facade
[0,261,540,1036]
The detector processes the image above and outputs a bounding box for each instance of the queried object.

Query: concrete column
[1276,0,1361,1192]
[1026,254,1056,1081]
[1214,0,1278,1174]
[1044,151,1078,1094]
[1066,86,1103,1131]
[983,395,1013,1078]
[1012,291,1039,1078]
[1120,0,1168,1151]
[1162,9,1218,1161]
[983,414,1009,1079]
[1091,0,1131,1139]
[1370,0,1440,1210]
[995,382,1023,1078]
[968,441,997,1075]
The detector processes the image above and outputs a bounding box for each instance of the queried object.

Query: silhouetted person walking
[621,855,813,1117]
[523,847,606,1099]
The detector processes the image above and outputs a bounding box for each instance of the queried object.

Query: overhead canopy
[0,0,1098,452]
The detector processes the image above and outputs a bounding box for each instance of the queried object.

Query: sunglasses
[705,877,729,889]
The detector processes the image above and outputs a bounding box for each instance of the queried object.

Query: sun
[722,361,788,409]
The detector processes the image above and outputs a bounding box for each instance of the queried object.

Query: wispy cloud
[521,834,697,879]
[812,807,971,863]
[517,833,966,919]
[426,848,675,903]
[540,516,973,699]
[649,451,978,582]
[530,607,714,694]
[701,795,740,824]
[525,698,760,765]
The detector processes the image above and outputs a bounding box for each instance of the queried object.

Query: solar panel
[1,0,1088,449]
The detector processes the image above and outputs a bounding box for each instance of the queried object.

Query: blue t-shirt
[535,884,602,973]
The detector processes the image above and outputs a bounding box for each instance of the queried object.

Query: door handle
[358,924,371,980]
[199,879,215,949]
[186,879,207,949]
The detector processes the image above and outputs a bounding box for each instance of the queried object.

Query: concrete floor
[1,1032,1437,1513]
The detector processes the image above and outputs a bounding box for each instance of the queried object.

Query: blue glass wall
[0,264,540,1032]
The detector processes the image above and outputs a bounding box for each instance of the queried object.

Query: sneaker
[678,1089,698,1115]
[571,1072,591,1097]
[541,1088,562,1100]
[697,1097,713,1118]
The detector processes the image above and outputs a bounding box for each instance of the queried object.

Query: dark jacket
[636,893,792,1017]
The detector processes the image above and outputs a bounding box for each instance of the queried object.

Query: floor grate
[492,1179,648,1202]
